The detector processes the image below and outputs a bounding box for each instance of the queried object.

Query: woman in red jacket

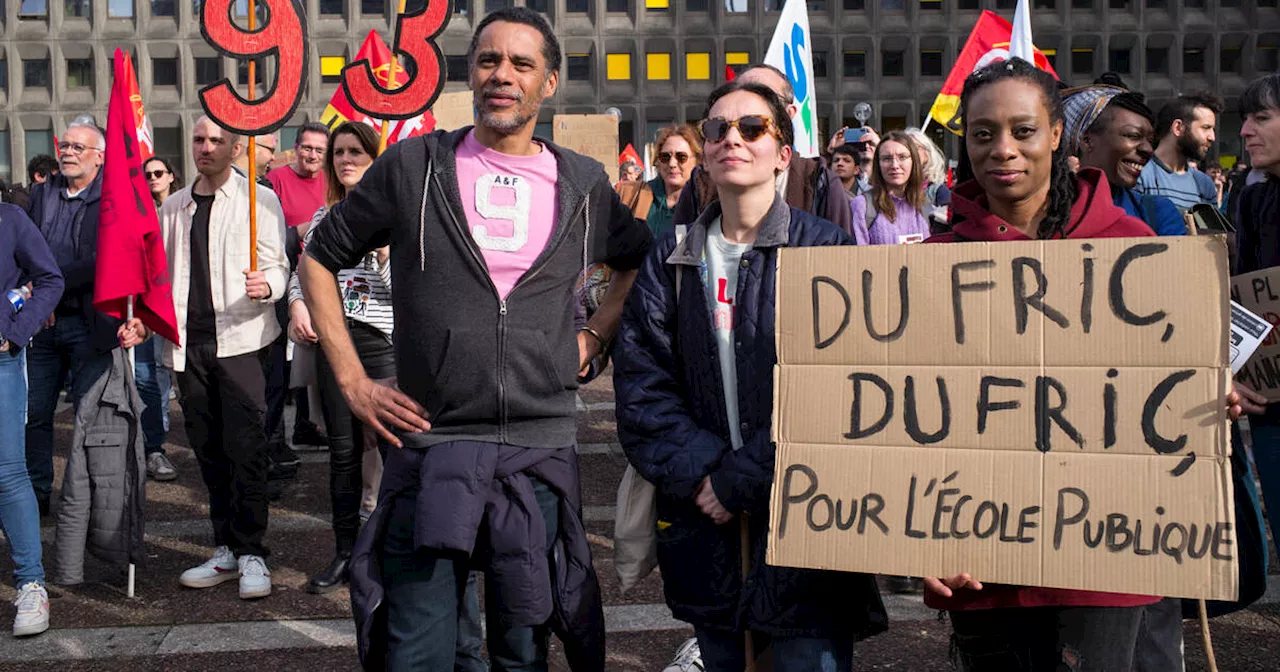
[924,57,1207,671]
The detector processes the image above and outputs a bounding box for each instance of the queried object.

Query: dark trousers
[949,605,1146,671]
[25,313,113,501]
[382,475,559,671]
[179,343,271,558]
[1132,598,1184,671]
[315,321,394,554]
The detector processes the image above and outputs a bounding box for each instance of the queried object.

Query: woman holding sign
[614,80,886,672]
[924,58,1177,671]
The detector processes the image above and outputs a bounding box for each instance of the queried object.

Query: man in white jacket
[120,116,288,600]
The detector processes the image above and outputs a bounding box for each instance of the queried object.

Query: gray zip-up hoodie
[307,127,651,449]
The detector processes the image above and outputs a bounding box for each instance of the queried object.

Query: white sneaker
[146,452,178,481]
[662,637,704,672]
[12,582,49,637]
[238,555,272,600]
[179,546,239,589]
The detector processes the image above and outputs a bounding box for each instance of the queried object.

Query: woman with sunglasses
[614,80,886,672]
[851,131,932,245]
[144,158,182,210]
[615,125,703,239]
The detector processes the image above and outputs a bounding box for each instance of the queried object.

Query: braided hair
[960,58,1078,240]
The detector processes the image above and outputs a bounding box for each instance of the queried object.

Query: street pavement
[2,372,1279,670]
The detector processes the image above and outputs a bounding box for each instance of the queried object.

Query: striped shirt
[1134,156,1217,212]
[288,206,394,340]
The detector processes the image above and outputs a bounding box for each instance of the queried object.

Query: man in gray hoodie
[300,7,651,671]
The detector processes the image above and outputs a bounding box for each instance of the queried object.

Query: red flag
[618,143,642,167]
[725,65,737,82]
[927,11,1057,135]
[121,54,154,162]
[95,49,180,345]
[320,30,435,146]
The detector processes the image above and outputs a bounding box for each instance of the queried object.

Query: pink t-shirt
[455,131,559,299]
[267,165,328,228]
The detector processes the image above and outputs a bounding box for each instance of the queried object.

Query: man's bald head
[739,65,794,105]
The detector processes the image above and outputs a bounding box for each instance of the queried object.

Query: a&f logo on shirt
[473,173,533,252]
[713,278,734,331]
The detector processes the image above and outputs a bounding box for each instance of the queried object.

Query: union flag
[320,30,435,146]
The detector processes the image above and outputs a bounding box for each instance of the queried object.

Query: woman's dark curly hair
[960,58,1077,239]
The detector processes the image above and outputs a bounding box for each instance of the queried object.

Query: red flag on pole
[120,54,155,162]
[320,30,435,145]
[725,65,737,82]
[95,49,180,345]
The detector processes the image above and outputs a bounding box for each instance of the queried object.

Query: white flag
[1009,0,1035,64]
[763,0,819,158]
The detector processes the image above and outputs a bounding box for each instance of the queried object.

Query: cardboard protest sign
[768,237,1237,600]
[430,91,476,132]
[553,115,620,184]
[1231,268,1280,401]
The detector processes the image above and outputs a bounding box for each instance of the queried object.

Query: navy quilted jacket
[613,195,888,639]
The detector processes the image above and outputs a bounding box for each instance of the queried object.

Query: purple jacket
[850,193,931,246]
[348,441,604,671]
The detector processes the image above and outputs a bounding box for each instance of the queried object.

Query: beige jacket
[158,170,289,372]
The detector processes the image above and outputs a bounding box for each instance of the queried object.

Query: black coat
[614,196,888,639]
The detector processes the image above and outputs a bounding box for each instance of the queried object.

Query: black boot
[307,553,351,594]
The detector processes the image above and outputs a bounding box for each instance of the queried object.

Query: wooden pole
[126,295,136,599]
[247,0,259,271]
[378,0,410,155]
[1198,599,1218,672]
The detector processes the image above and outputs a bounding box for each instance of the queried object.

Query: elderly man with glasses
[22,116,115,517]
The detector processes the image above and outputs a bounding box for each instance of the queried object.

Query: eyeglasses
[657,151,691,166]
[146,170,169,179]
[699,115,779,144]
[296,145,326,155]
[58,141,102,156]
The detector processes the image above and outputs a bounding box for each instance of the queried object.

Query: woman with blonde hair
[850,131,933,245]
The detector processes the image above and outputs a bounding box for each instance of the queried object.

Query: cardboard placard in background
[768,237,1236,601]
[553,114,620,184]
[1231,268,1280,401]
[429,90,475,133]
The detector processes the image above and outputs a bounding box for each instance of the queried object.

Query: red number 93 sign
[199,0,451,135]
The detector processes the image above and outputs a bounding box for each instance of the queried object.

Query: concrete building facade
[0,0,1276,182]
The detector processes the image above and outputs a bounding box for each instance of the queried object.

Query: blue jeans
[381,475,554,671]
[694,628,853,672]
[1248,421,1280,556]
[134,338,171,455]
[0,349,45,587]
[25,314,113,501]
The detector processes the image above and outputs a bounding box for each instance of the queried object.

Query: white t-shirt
[705,218,753,451]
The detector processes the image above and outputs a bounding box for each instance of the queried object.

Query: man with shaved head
[121,115,289,601]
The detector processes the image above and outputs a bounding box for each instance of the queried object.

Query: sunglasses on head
[146,169,169,179]
[657,151,691,165]
[700,115,779,144]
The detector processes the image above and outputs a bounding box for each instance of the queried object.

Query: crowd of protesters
[1,6,1279,672]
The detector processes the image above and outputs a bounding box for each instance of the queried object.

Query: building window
[606,53,631,80]
[881,0,903,9]
[151,0,175,15]
[1259,47,1279,73]
[453,0,468,14]
[1108,0,1127,7]
[1184,0,1204,7]
[920,0,941,8]
[648,53,671,80]
[566,54,590,81]
[18,0,46,18]
[25,130,53,157]
[686,52,711,80]
[844,0,865,8]
[320,56,345,84]
[882,50,904,77]
[1071,0,1091,8]
[360,0,382,14]
[67,58,94,89]
[1041,48,1057,70]
[319,0,342,14]
[1220,0,1241,6]
[445,55,468,82]
[1145,0,1166,7]
[66,0,91,17]
[0,131,10,183]
[153,126,182,172]
[1071,49,1093,76]
[920,50,943,77]
[1145,47,1168,74]
[1033,0,1054,7]
[108,0,133,16]
[22,59,49,88]
[726,0,747,12]
[153,57,179,86]
[485,0,512,11]
[1183,49,1205,74]
[687,0,708,9]
[843,50,866,78]
[995,0,1014,8]
[646,0,669,8]
[812,51,828,79]
[957,0,979,8]
[1221,47,1242,74]
[238,58,265,86]
[195,57,221,85]
[1259,0,1277,7]
[526,0,548,10]
[726,51,749,76]
[0,62,7,93]
[566,0,587,11]
[1109,48,1131,74]
[605,0,627,10]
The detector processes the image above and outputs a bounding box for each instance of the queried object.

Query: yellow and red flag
[927,10,1058,135]
[120,53,154,161]
[619,143,642,167]
[321,30,435,145]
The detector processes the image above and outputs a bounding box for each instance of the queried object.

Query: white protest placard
[1231,268,1280,400]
